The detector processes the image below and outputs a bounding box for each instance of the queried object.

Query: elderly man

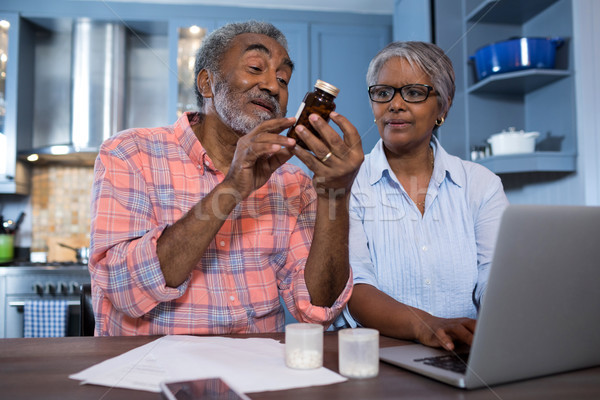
[89,21,363,335]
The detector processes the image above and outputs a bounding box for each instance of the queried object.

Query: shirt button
[229,296,235,301]
[422,245,428,251]
[425,279,431,285]
[220,240,226,247]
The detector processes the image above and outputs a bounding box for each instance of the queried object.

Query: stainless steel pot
[58,243,90,265]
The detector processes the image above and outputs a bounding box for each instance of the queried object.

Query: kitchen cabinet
[0,13,31,195]
[310,24,391,153]
[435,0,576,174]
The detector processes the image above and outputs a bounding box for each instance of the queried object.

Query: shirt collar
[430,135,464,188]
[367,140,392,186]
[174,111,215,174]
[366,136,464,188]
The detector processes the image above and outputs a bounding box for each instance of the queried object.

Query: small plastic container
[338,328,379,379]
[285,323,324,369]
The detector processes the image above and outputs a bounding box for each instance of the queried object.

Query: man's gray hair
[366,41,455,118]
[193,20,289,110]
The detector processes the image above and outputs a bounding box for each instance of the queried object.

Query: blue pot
[470,37,564,81]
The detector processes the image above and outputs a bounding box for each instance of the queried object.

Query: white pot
[487,129,539,155]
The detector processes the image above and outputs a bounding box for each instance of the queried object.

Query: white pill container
[338,328,379,378]
[285,323,324,369]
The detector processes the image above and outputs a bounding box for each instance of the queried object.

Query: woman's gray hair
[366,41,455,117]
[193,21,289,109]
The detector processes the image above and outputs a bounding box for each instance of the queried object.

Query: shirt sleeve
[472,170,509,309]
[348,179,380,287]
[334,177,376,328]
[278,176,353,327]
[89,140,190,319]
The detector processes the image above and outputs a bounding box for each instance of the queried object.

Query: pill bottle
[287,79,339,150]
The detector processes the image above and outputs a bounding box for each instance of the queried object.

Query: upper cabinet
[310,24,391,152]
[435,0,576,174]
[0,13,30,195]
[0,15,13,187]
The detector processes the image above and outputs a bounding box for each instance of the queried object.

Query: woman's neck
[385,142,434,215]
[385,143,434,180]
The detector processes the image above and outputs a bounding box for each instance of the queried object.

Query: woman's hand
[415,315,477,351]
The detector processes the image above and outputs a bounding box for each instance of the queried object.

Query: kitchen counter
[1,333,600,399]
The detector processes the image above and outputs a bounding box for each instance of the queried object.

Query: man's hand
[223,117,297,200]
[291,112,364,198]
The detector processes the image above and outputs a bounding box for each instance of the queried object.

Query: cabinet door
[267,22,310,174]
[0,14,14,187]
[311,24,392,154]
[0,13,30,195]
[270,22,310,122]
[168,18,218,122]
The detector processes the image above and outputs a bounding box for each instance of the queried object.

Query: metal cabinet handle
[9,300,81,307]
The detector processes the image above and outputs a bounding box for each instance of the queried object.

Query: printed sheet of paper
[69,335,346,393]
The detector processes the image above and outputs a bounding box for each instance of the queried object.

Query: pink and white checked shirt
[90,112,352,336]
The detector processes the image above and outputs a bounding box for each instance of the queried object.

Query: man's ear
[197,69,214,99]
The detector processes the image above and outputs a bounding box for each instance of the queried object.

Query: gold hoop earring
[435,117,445,126]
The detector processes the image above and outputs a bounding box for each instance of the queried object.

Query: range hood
[21,19,126,165]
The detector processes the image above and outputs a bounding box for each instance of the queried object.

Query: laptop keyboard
[414,352,470,374]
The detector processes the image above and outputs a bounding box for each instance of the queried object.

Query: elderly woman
[337,41,509,350]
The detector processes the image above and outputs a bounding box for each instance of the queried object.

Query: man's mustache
[249,90,283,117]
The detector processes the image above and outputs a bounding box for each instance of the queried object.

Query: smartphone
[160,377,251,400]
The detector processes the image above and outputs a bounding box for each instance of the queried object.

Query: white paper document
[69,335,347,393]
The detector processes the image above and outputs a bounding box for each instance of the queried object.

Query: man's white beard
[212,78,283,135]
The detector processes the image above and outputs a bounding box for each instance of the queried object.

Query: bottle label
[294,102,305,120]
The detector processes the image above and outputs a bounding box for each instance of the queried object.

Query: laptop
[379,204,600,389]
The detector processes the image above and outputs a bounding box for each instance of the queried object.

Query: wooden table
[1,333,599,399]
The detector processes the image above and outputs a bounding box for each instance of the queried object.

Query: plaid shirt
[90,112,352,336]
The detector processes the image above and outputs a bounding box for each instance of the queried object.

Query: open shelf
[467,0,560,24]
[468,69,570,94]
[476,152,576,174]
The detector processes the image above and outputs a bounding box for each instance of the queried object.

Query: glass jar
[287,79,339,150]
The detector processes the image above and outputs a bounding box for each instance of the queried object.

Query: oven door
[6,294,82,338]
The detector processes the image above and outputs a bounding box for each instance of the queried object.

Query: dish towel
[24,300,69,338]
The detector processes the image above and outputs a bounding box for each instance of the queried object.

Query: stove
[1,261,87,267]
[0,262,91,338]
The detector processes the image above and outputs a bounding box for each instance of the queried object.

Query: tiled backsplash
[31,165,94,253]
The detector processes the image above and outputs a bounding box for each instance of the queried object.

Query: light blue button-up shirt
[338,137,509,328]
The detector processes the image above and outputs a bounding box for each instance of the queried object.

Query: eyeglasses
[368,84,435,103]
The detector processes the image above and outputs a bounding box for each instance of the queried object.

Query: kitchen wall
[0,164,93,261]
[30,165,93,260]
